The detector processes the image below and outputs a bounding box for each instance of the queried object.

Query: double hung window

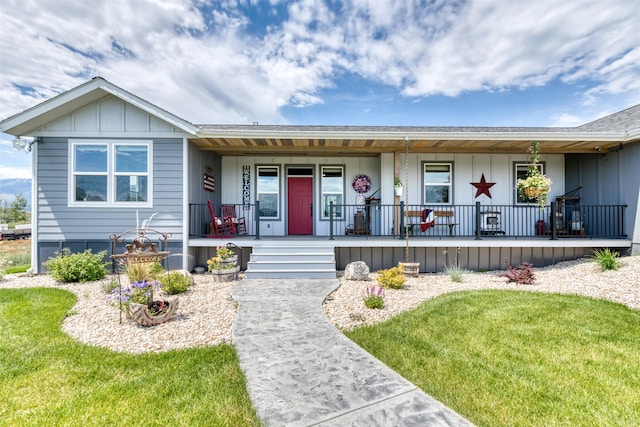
[423,162,452,204]
[70,140,151,206]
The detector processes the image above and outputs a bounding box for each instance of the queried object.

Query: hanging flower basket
[352,175,371,193]
[523,186,543,199]
[516,142,552,209]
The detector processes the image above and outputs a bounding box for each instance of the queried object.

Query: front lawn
[0,287,259,426]
[346,290,640,427]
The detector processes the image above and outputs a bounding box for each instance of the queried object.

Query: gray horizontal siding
[36,137,184,242]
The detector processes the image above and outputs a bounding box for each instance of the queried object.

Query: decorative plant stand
[109,228,175,326]
[127,298,179,326]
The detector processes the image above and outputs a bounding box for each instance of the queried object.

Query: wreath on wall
[352,174,371,193]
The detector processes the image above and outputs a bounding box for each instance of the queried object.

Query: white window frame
[320,165,344,220]
[68,139,153,207]
[423,162,453,205]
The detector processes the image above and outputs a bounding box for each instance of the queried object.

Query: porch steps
[245,245,336,279]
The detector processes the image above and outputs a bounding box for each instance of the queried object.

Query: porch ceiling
[191,135,627,156]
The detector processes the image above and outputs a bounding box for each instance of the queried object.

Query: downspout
[182,137,189,271]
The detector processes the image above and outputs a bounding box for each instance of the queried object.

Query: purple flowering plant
[363,285,385,309]
[106,279,158,309]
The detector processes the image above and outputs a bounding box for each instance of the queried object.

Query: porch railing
[189,202,260,239]
[189,201,627,240]
[327,201,627,240]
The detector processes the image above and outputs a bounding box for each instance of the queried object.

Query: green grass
[0,288,259,427]
[346,290,640,427]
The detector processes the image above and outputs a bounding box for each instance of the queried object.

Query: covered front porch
[189,200,628,240]
[187,200,631,273]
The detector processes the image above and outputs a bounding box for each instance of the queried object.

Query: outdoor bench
[406,209,458,236]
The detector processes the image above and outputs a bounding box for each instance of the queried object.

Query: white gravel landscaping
[1,255,638,354]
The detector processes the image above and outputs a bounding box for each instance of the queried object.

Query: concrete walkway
[231,279,475,427]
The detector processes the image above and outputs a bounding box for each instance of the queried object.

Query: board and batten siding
[566,140,640,245]
[220,155,380,237]
[37,137,184,242]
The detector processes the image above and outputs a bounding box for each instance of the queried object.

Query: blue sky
[1,0,639,182]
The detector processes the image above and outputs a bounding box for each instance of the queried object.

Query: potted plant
[208,246,239,282]
[394,176,403,196]
[107,277,179,326]
[517,141,552,209]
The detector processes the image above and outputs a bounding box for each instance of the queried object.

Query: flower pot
[399,262,420,277]
[523,187,542,199]
[394,186,403,197]
[127,297,178,327]
[211,265,240,282]
[219,255,238,268]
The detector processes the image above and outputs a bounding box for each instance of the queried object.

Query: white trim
[30,142,38,274]
[423,161,453,205]
[0,77,199,136]
[320,165,345,220]
[182,137,189,271]
[68,139,153,208]
[257,165,281,220]
[196,128,628,142]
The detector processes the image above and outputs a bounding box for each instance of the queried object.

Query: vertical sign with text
[242,165,251,209]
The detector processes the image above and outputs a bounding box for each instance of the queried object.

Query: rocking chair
[207,200,236,237]
[222,204,247,235]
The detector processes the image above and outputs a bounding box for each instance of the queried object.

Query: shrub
[363,285,385,309]
[591,248,620,271]
[376,266,406,289]
[159,271,193,295]
[44,248,109,283]
[444,263,468,283]
[499,258,535,285]
[124,261,163,283]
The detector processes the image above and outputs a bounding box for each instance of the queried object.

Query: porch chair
[222,204,247,235]
[207,200,236,237]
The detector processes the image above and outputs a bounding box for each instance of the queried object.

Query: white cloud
[0,165,32,180]
[549,113,585,128]
[0,0,638,127]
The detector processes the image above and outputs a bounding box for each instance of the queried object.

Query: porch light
[12,137,37,152]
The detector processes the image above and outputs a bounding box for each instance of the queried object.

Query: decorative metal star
[471,173,495,198]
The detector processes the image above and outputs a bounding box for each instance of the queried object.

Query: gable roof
[0,77,199,136]
[576,104,640,135]
[2,76,637,155]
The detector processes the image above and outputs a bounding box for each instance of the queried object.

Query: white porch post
[182,137,189,271]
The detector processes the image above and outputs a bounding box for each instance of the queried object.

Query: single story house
[1,77,638,277]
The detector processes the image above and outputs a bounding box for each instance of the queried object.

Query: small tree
[5,194,29,225]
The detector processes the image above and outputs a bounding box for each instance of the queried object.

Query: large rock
[344,261,370,280]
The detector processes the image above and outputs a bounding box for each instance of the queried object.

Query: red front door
[288,177,313,235]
